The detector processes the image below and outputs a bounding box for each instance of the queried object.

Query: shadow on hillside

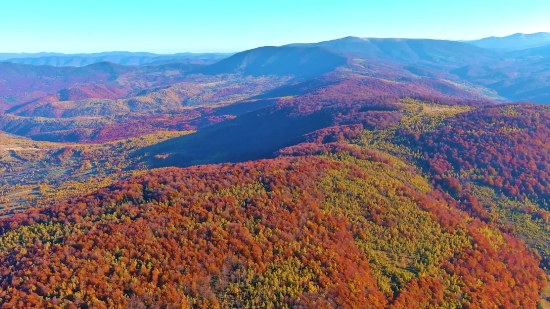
[137,108,333,168]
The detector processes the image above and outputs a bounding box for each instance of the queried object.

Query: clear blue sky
[1,0,549,53]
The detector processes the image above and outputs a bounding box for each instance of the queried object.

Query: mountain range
[0,51,232,67]
[465,32,550,51]
[2,32,549,66]
[1,33,550,308]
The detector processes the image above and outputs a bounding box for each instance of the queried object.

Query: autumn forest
[1,34,550,308]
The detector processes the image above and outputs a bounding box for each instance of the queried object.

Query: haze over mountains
[1,32,550,118]
[288,36,497,68]
[466,32,550,51]
[2,32,550,67]
[0,51,232,67]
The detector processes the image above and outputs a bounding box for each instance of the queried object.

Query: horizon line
[1,31,549,54]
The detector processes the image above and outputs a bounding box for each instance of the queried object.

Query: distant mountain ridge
[0,52,68,61]
[0,51,232,67]
[509,43,550,58]
[2,33,550,113]
[0,61,204,112]
[465,32,550,51]
[287,36,497,68]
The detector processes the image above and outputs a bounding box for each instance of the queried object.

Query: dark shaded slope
[138,108,333,167]
[137,72,495,168]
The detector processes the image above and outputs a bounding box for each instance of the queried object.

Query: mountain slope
[1,52,232,67]
[466,32,550,51]
[288,37,497,68]
[0,62,137,109]
[451,58,550,103]
[8,75,290,118]
[138,74,494,168]
[0,142,544,308]
[198,46,348,78]
[509,43,550,58]
[0,52,64,61]
[0,61,214,113]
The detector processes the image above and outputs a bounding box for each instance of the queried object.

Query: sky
[1,0,550,54]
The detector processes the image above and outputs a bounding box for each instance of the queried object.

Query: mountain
[288,36,498,68]
[0,62,138,110]
[0,52,65,61]
[466,32,550,51]
[0,61,214,113]
[509,43,550,58]
[8,75,290,118]
[198,46,348,78]
[451,57,550,103]
[0,52,232,67]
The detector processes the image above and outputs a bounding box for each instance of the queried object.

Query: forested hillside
[0,142,545,308]
[2,97,550,308]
